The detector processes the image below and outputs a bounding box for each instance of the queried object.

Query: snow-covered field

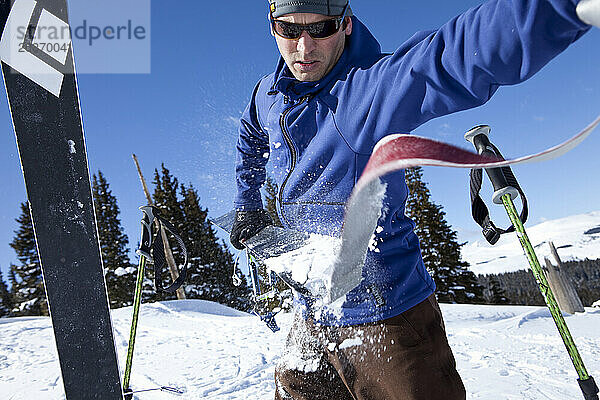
[462,211,600,275]
[1,300,599,399]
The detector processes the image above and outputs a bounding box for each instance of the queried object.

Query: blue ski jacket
[234,0,590,326]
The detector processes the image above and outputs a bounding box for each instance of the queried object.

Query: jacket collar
[270,17,382,100]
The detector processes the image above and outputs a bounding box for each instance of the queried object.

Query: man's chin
[292,70,324,82]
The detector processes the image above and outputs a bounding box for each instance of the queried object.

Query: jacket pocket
[380,312,425,348]
[382,295,442,348]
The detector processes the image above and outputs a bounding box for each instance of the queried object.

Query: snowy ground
[462,211,600,275]
[1,300,600,399]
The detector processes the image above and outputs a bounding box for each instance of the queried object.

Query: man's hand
[577,0,600,27]
[230,209,273,250]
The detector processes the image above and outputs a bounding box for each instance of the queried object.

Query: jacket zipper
[278,95,309,226]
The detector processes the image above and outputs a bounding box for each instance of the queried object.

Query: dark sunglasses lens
[273,19,341,39]
[273,21,302,39]
[307,20,338,38]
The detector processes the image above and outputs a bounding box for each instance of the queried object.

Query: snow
[338,337,363,350]
[262,233,341,293]
[1,300,599,399]
[462,211,600,275]
[262,180,387,310]
[277,313,322,374]
[114,266,137,276]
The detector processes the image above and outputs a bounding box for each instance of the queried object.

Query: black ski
[0,0,122,398]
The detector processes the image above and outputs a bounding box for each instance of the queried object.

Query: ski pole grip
[465,125,518,204]
[137,205,157,259]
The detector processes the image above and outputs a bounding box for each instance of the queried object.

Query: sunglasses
[270,3,349,40]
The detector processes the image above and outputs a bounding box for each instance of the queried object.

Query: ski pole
[123,385,184,396]
[123,206,156,398]
[465,126,599,400]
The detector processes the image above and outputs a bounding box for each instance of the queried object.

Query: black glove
[230,209,273,250]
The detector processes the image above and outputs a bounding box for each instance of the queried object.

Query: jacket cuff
[233,191,263,211]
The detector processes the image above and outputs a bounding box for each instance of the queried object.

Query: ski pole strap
[151,215,188,293]
[137,205,188,293]
[466,126,528,245]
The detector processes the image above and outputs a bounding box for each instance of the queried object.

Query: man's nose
[296,31,317,53]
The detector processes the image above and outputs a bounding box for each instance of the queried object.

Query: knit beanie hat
[269,0,352,18]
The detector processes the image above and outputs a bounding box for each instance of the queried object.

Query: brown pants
[274,295,466,400]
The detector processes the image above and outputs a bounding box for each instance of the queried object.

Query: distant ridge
[462,211,600,275]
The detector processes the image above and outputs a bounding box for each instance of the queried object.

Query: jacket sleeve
[234,80,270,210]
[354,0,591,146]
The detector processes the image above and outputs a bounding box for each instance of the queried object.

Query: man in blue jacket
[230,0,597,398]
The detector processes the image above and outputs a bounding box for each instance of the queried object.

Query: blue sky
[1,0,599,279]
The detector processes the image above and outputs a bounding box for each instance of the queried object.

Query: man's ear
[344,16,353,35]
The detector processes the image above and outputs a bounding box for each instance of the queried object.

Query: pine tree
[179,184,252,311]
[7,269,17,316]
[9,202,47,316]
[489,277,510,304]
[263,176,283,227]
[8,269,17,295]
[478,275,511,304]
[92,171,136,308]
[148,164,255,311]
[0,269,13,317]
[149,165,252,310]
[405,167,484,304]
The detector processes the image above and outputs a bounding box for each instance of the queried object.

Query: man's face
[273,13,352,82]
